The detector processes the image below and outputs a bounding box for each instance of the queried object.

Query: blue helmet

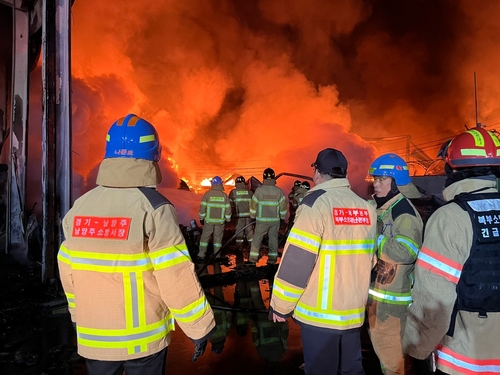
[105,114,162,162]
[212,176,223,185]
[368,153,411,186]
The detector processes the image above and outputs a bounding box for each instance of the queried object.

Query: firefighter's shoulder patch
[138,187,172,209]
[301,189,326,208]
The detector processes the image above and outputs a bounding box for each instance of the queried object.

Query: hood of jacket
[442,175,497,202]
[263,179,276,186]
[96,158,162,188]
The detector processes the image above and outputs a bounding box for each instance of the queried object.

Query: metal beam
[41,0,71,280]
[7,0,29,258]
[0,0,15,7]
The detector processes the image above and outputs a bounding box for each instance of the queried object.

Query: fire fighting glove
[375,258,397,285]
[191,340,207,362]
[200,219,204,225]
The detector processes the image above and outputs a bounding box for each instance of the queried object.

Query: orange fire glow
[68,0,500,204]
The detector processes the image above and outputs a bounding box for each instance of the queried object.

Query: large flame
[65,0,500,210]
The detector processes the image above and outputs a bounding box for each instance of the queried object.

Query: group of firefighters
[197,167,287,265]
[56,113,500,375]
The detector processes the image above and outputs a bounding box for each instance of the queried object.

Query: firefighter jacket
[369,193,423,306]
[270,178,377,331]
[403,177,500,374]
[57,158,216,361]
[229,182,253,218]
[199,184,231,224]
[250,179,287,223]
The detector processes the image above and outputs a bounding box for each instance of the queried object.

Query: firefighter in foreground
[249,168,287,264]
[403,127,500,374]
[367,153,423,375]
[198,176,232,261]
[57,114,215,375]
[229,175,254,252]
[270,148,377,375]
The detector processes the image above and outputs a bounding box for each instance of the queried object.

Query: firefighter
[367,153,424,375]
[249,168,287,265]
[198,176,232,261]
[229,176,254,251]
[291,181,310,218]
[288,180,302,225]
[403,127,500,375]
[57,114,215,375]
[270,148,378,375]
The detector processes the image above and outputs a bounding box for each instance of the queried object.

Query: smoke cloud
[60,0,500,223]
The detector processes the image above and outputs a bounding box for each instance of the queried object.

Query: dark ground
[0,251,384,375]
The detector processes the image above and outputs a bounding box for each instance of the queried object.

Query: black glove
[280,219,286,229]
[191,340,207,362]
[200,219,204,225]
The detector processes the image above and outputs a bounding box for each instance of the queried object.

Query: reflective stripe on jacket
[270,178,377,330]
[229,182,253,218]
[57,158,215,361]
[403,177,500,374]
[250,179,287,223]
[199,184,231,224]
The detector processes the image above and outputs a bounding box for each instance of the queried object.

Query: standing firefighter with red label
[57,114,215,375]
[269,148,378,375]
[403,127,500,375]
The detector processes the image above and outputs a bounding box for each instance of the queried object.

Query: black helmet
[294,180,301,186]
[301,181,310,190]
[235,176,245,184]
[263,168,275,180]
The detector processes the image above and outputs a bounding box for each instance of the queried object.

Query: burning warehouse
[1,0,500,374]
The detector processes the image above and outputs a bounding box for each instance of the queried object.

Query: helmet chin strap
[390,179,399,194]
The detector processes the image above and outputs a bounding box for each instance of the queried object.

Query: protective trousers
[249,222,279,263]
[199,222,224,258]
[235,217,254,249]
[86,347,167,375]
[301,324,364,375]
[367,299,414,375]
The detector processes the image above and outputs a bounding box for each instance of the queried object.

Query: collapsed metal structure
[0,0,72,281]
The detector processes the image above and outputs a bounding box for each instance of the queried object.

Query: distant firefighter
[198,176,232,261]
[249,168,287,264]
[57,114,215,375]
[229,176,254,251]
[290,181,310,220]
[287,180,302,225]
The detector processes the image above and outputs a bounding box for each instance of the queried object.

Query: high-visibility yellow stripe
[461,149,487,156]
[139,134,155,143]
[170,296,209,323]
[287,228,321,253]
[136,274,146,327]
[489,131,500,147]
[295,303,365,326]
[123,273,134,329]
[467,129,485,147]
